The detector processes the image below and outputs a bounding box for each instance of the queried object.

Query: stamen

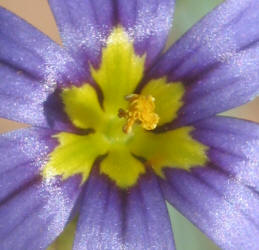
[118,94,160,133]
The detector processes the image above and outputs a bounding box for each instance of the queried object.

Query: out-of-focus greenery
[168,1,223,250]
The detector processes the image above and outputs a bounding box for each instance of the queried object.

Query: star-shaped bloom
[0,0,259,249]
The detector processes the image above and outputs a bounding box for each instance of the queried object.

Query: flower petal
[48,0,175,69]
[90,26,145,114]
[0,128,82,249]
[73,173,175,249]
[129,127,207,177]
[148,0,259,126]
[47,0,115,68]
[61,84,105,130]
[161,168,259,250]
[0,177,81,250]
[0,128,54,202]
[100,145,145,189]
[43,132,109,183]
[141,77,184,126]
[0,7,87,83]
[0,8,86,129]
[0,65,73,131]
[116,0,175,68]
[161,116,259,249]
[193,116,259,190]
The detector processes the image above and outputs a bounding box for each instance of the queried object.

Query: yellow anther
[118,94,160,134]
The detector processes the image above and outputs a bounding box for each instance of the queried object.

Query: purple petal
[0,65,74,131]
[193,116,259,190]
[0,128,82,249]
[161,168,259,250]
[0,7,87,83]
[73,173,175,249]
[48,0,175,70]
[117,0,175,68]
[48,0,115,69]
[0,177,81,250]
[148,0,259,125]
[161,116,259,249]
[0,127,56,202]
[0,8,87,129]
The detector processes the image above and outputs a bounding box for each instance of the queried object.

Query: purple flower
[0,0,259,249]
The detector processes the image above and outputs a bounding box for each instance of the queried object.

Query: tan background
[0,1,258,250]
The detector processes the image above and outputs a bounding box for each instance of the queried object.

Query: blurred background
[0,0,258,249]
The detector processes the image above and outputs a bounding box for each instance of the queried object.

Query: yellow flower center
[42,26,208,189]
[118,94,160,134]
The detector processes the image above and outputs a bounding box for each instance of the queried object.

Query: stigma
[118,94,160,134]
